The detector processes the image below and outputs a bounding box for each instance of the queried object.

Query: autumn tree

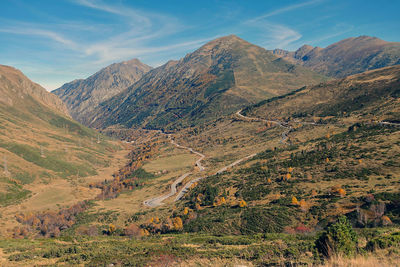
[172,217,183,231]
[291,196,299,205]
[239,200,247,208]
[299,199,308,212]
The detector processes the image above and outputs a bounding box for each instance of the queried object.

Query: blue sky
[1,0,399,90]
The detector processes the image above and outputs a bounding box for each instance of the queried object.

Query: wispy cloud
[242,0,325,49]
[73,0,152,27]
[248,0,324,23]
[0,27,78,48]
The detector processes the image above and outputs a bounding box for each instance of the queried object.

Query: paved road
[144,109,318,207]
[144,132,258,206]
[236,109,292,145]
[376,121,400,127]
[143,135,205,207]
[143,172,191,207]
[175,153,257,201]
[169,136,206,171]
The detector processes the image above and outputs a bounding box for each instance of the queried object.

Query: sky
[1,0,399,91]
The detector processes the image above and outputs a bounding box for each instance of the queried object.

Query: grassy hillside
[89,35,326,131]
[0,65,398,266]
[245,65,400,122]
[0,65,122,234]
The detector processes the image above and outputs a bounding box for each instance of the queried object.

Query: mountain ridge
[0,64,69,115]
[272,35,400,77]
[53,58,152,124]
[87,35,326,130]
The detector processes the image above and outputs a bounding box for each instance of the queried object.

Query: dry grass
[321,252,400,267]
[177,257,254,267]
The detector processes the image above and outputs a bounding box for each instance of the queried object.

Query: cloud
[0,27,78,48]
[248,0,324,23]
[241,1,327,49]
[73,0,152,27]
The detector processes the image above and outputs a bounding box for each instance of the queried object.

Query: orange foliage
[172,217,183,230]
[239,200,247,208]
[381,215,392,226]
[299,199,308,211]
[183,207,189,215]
[291,196,299,205]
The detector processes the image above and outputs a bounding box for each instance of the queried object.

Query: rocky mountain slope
[88,35,326,130]
[272,36,400,78]
[246,65,400,122]
[53,59,152,124]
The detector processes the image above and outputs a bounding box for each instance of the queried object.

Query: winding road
[144,132,257,206]
[235,109,293,144]
[144,109,306,207]
[143,135,206,207]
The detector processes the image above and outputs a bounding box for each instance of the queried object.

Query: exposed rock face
[53,58,152,124]
[88,35,326,130]
[272,36,400,78]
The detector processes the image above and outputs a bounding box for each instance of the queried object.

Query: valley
[0,34,399,266]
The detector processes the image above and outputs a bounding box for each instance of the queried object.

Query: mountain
[272,36,400,78]
[0,64,116,207]
[246,65,400,121]
[53,58,152,124]
[0,65,68,115]
[88,35,326,130]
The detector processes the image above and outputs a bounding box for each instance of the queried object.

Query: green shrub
[315,216,358,258]
[366,232,400,251]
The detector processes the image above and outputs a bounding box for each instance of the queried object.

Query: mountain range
[272,36,400,78]
[56,35,327,130]
[53,35,400,131]
[1,33,400,266]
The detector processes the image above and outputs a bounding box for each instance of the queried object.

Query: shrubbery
[315,216,358,258]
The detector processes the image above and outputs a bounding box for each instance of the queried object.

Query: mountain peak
[53,58,152,124]
[198,34,249,51]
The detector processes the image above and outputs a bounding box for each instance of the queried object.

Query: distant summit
[53,58,152,124]
[272,36,400,77]
[86,35,325,130]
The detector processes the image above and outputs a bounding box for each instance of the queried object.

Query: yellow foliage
[183,207,189,215]
[299,199,307,211]
[220,196,226,204]
[358,159,363,164]
[291,196,299,205]
[140,229,149,236]
[239,200,247,208]
[109,224,116,234]
[286,173,292,179]
[288,167,294,173]
[325,157,330,163]
[172,217,183,230]
[195,203,201,210]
